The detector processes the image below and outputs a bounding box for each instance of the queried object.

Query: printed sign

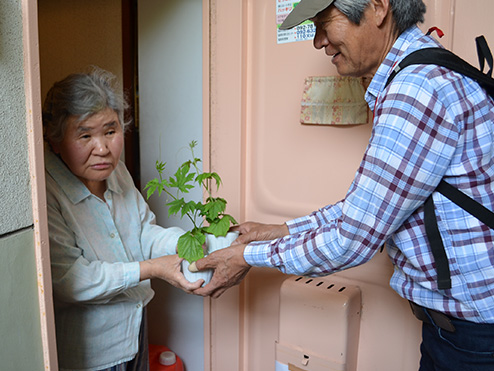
[276,1,316,44]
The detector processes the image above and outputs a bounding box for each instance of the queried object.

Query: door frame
[22,0,58,369]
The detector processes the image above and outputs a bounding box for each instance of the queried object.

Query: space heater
[275,275,361,371]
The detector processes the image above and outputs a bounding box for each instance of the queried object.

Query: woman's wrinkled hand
[139,255,204,294]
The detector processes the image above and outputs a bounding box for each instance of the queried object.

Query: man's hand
[190,244,251,298]
[139,255,204,294]
[231,221,289,244]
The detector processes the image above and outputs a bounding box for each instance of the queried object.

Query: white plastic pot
[182,231,239,285]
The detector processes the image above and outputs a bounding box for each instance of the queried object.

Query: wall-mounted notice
[276,1,315,44]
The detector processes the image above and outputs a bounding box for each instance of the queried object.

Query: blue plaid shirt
[244,26,494,323]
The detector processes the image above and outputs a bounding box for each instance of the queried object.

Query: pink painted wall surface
[22,0,58,369]
[204,1,494,370]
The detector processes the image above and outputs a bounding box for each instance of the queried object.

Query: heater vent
[295,276,349,292]
[276,276,361,371]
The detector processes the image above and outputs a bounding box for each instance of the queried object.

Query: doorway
[37,1,204,370]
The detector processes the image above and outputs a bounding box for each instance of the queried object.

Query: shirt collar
[365,25,441,111]
[44,144,123,204]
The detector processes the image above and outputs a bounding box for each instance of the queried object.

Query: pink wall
[204,0,494,370]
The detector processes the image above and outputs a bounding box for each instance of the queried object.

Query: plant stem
[190,144,213,199]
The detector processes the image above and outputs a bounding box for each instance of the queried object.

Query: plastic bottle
[149,344,184,371]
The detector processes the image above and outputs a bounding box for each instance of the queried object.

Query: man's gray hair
[43,66,130,145]
[333,0,426,33]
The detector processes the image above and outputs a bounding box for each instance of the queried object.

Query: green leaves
[156,160,166,175]
[205,215,237,237]
[177,231,206,262]
[143,160,169,200]
[167,199,202,218]
[169,163,195,194]
[144,178,163,200]
[144,141,237,263]
[203,197,226,221]
[196,172,222,191]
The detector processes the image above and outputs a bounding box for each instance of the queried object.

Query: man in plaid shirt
[193,1,494,369]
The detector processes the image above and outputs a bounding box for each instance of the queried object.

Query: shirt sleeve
[286,201,344,234]
[244,67,460,277]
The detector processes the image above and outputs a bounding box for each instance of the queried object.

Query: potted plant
[144,140,238,283]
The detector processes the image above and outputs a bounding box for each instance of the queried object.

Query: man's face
[312,5,384,77]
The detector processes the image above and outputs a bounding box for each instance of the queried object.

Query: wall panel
[204,0,491,370]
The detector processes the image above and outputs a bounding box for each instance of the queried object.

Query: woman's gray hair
[333,0,426,34]
[43,66,130,145]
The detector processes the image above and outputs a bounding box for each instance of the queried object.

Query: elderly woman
[193,0,494,369]
[43,68,202,371]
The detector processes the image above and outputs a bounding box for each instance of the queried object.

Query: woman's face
[51,108,124,194]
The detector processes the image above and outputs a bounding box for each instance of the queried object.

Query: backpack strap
[385,46,494,96]
[476,35,493,77]
[436,180,494,230]
[423,194,452,290]
[385,39,494,290]
[425,180,494,290]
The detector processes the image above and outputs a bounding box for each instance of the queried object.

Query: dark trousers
[419,308,494,370]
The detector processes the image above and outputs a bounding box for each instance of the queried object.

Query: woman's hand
[139,255,204,294]
[231,221,290,245]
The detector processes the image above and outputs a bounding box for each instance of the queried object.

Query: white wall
[0,0,33,234]
[0,1,51,369]
[138,1,204,370]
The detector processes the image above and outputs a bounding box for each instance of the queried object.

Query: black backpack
[385,35,494,290]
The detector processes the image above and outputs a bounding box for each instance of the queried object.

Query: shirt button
[136,304,142,308]
[110,233,115,238]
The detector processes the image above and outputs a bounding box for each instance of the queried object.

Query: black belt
[409,301,456,332]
